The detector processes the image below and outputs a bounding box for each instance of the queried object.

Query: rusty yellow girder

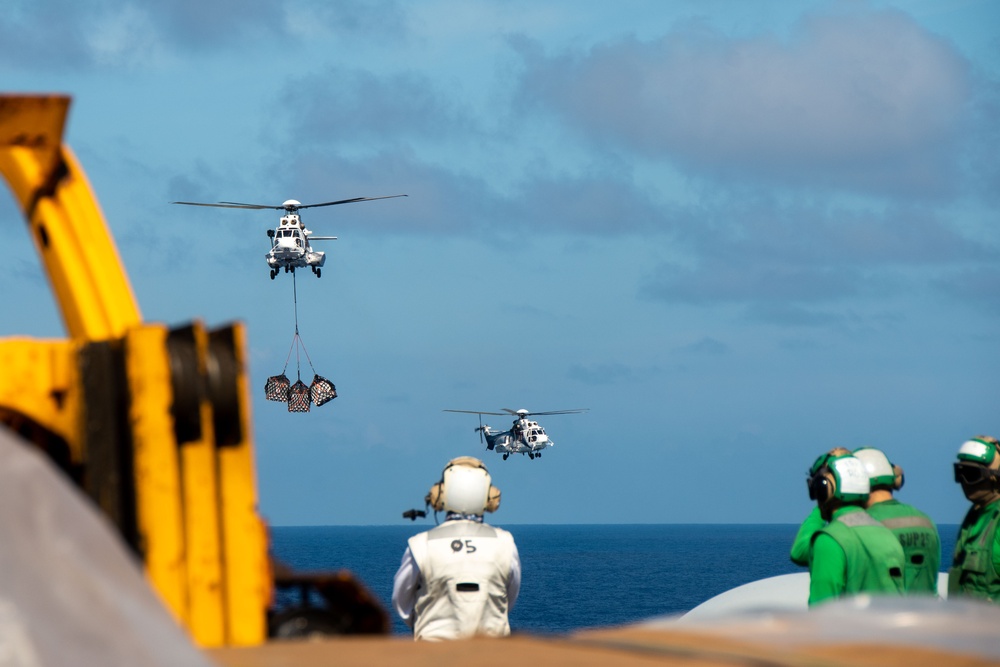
[0,94,268,647]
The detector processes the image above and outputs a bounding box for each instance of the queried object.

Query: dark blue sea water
[270,523,959,636]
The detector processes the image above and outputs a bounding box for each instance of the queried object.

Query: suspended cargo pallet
[264,273,337,412]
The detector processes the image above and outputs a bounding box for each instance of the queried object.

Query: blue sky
[1,0,998,527]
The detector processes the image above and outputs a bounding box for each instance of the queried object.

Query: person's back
[853,447,940,595]
[866,499,939,593]
[810,505,905,605]
[407,519,516,640]
[392,457,521,640]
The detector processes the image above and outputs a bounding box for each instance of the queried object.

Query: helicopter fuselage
[445,407,586,461]
[481,419,553,460]
[266,213,327,277]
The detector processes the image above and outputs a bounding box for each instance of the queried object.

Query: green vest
[814,507,906,596]
[867,499,940,594]
[948,500,1000,602]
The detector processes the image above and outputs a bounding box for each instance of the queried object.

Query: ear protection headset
[807,452,870,505]
[853,447,904,491]
[426,456,501,514]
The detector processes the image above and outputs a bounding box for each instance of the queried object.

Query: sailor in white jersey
[392,457,521,640]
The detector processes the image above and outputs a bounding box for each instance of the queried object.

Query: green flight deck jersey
[949,499,1000,602]
[790,507,824,567]
[808,506,905,606]
[866,499,940,594]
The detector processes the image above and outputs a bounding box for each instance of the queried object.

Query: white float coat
[392,519,521,640]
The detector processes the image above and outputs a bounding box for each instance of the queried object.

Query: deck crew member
[392,457,520,640]
[790,448,850,567]
[853,447,940,594]
[805,450,906,606]
[950,435,1000,602]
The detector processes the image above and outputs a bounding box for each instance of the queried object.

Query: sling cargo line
[264,269,337,412]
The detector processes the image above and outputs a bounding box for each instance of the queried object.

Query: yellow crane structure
[0,94,268,647]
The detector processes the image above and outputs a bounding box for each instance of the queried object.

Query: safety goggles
[954,462,997,485]
[807,473,828,500]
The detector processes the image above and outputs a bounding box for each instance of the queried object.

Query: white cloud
[515,7,973,197]
[87,5,167,68]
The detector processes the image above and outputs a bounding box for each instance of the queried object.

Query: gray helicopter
[443,408,588,460]
[172,195,405,279]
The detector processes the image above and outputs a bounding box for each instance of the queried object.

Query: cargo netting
[265,374,291,402]
[264,271,337,412]
[310,375,337,406]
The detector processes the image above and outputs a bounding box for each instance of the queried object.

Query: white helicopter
[443,408,588,460]
[171,195,406,279]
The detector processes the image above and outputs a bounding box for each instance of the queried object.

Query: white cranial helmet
[427,457,501,514]
[853,447,903,490]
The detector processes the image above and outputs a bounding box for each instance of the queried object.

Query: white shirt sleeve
[507,541,521,609]
[391,546,420,628]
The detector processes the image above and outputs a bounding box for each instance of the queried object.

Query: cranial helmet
[853,447,904,490]
[426,456,501,515]
[808,451,870,506]
[957,436,1000,467]
[954,436,1000,501]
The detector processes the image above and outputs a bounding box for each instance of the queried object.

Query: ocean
[270,523,960,636]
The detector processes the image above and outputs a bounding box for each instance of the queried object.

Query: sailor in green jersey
[950,435,1000,602]
[853,447,940,594]
[805,451,905,606]
[790,448,851,567]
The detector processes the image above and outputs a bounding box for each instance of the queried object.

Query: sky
[0,0,998,527]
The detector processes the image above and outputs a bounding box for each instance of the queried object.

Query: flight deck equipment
[0,94,378,648]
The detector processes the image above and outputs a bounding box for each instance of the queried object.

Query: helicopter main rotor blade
[443,409,507,416]
[171,201,274,209]
[216,202,284,209]
[298,194,407,209]
[173,195,407,211]
[502,408,589,416]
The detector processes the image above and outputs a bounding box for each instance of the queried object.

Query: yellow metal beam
[0,94,269,648]
[0,338,79,449]
[125,324,189,626]
[213,324,269,645]
[0,94,140,341]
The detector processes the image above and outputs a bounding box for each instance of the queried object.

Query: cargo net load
[265,272,337,412]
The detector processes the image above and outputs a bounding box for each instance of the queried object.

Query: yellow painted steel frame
[0,94,268,647]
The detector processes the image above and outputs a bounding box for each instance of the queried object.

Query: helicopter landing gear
[313,267,321,278]
[270,269,277,280]
[528,453,535,460]
[502,454,508,460]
